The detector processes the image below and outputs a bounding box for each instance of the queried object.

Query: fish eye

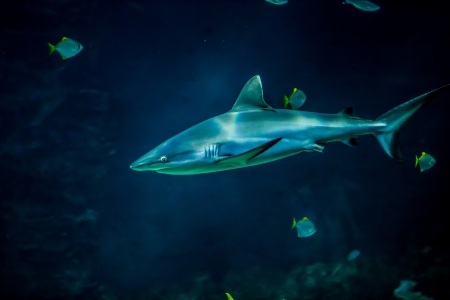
[77,44,81,49]
[160,156,168,163]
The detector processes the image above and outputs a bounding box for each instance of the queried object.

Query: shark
[130,76,449,175]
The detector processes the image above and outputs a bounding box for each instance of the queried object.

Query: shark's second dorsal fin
[339,107,363,120]
[230,75,275,113]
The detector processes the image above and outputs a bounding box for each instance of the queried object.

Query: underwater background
[1,0,450,299]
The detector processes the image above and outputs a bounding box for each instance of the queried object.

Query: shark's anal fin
[217,138,282,166]
[339,107,363,120]
[342,137,358,147]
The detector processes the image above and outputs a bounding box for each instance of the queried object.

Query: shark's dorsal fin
[339,107,363,120]
[230,76,276,112]
[217,138,282,166]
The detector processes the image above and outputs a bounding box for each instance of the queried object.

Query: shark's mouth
[129,162,160,171]
[129,164,147,171]
[155,165,200,175]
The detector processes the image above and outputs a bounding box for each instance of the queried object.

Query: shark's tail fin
[373,84,450,163]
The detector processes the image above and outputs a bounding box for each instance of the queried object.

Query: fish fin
[373,84,450,163]
[374,132,403,163]
[304,143,324,153]
[302,217,308,221]
[225,293,234,300]
[289,88,298,99]
[217,138,282,166]
[283,95,289,108]
[415,155,419,168]
[48,43,55,55]
[230,75,275,112]
[291,218,297,229]
[342,137,358,147]
[339,107,363,120]
[288,89,306,110]
[61,37,69,41]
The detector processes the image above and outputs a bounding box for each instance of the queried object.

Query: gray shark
[130,76,449,175]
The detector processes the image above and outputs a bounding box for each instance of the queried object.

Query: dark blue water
[1,0,449,299]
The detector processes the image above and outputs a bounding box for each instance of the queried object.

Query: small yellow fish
[292,217,317,238]
[415,152,436,172]
[225,292,234,300]
[283,88,306,110]
[48,37,83,60]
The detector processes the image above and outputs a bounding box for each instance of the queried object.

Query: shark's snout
[130,157,160,171]
[130,160,149,171]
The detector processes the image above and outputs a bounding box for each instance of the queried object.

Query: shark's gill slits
[204,144,220,158]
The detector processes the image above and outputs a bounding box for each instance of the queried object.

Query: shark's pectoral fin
[300,143,325,153]
[217,138,282,166]
[304,143,325,153]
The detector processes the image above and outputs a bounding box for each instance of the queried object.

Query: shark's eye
[160,156,168,163]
